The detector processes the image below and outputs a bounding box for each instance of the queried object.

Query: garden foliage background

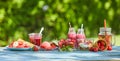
[0,0,120,46]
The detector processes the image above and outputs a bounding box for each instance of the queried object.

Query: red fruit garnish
[58,41,63,48]
[89,47,98,52]
[99,46,105,51]
[98,43,101,47]
[100,41,105,46]
[107,46,112,51]
[89,47,94,51]
[60,39,65,42]
[58,39,66,48]
[93,47,98,52]
[33,46,39,51]
[71,39,76,43]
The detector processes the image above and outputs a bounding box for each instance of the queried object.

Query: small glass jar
[98,27,112,46]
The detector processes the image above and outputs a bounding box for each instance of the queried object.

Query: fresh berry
[98,43,101,47]
[89,47,98,52]
[93,47,98,52]
[107,45,112,51]
[100,41,105,46]
[99,46,105,51]
[89,47,94,51]
[33,46,39,51]
[58,39,66,48]
[58,41,63,48]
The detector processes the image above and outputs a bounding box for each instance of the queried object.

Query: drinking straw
[39,27,44,35]
[104,19,106,29]
[104,19,107,41]
[81,24,83,29]
[69,22,71,28]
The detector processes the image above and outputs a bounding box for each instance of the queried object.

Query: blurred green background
[0,0,120,46]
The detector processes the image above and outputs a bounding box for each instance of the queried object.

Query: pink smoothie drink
[68,28,76,39]
[29,33,42,46]
[68,33,76,39]
[76,28,86,48]
[76,34,86,39]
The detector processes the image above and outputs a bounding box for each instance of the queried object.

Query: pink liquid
[76,34,86,48]
[35,38,41,46]
[67,33,77,48]
[68,33,76,39]
[29,33,42,46]
[76,34,86,39]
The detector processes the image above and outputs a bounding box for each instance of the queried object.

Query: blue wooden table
[0,46,120,61]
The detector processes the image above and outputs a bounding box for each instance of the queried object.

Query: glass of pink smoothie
[68,28,76,39]
[28,33,42,46]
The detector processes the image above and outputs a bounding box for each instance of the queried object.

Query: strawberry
[58,39,66,48]
[58,41,63,48]
[99,46,105,51]
[93,47,98,52]
[89,47,98,52]
[60,39,65,42]
[100,41,105,46]
[71,39,76,43]
[101,46,105,50]
[89,47,94,51]
[107,45,112,51]
[32,46,39,51]
[98,43,101,47]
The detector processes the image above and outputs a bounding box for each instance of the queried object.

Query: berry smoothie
[29,33,42,46]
